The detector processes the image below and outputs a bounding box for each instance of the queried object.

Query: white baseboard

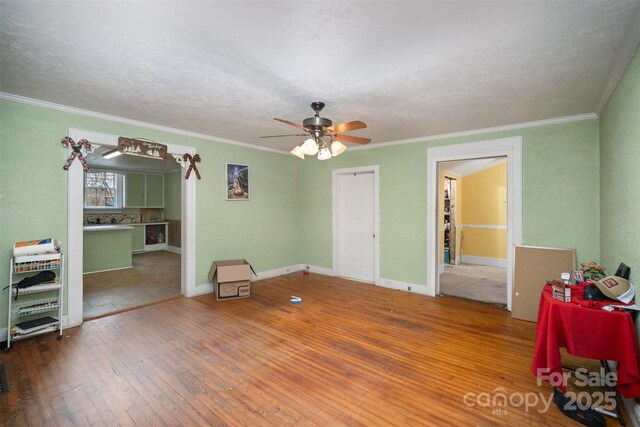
[167,245,181,254]
[304,266,428,296]
[378,278,429,295]
[193,264,305,296]
[83,265,133,275]
[195,264,429,302]
[195,283,214,296]
[306,265,334,276]
[64,315,83,330]
[461,255,507,268]
[252,264,303,282]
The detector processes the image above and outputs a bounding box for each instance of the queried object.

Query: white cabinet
[130,223,168,253]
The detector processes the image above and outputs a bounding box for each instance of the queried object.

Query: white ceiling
[1,1,639,152]
[440,157,506,177]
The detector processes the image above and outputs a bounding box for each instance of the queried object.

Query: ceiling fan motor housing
[303,101,332,133]
[303,115,332,130]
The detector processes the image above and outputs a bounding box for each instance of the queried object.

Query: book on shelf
[14,252,61,264]
[13,316,59,334]
[13,259,61,272]
[17,300,58,315]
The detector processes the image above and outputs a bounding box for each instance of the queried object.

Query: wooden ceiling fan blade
[274,118,309,132]
[327,120,367,134]
[260,134,309,139]
[334,134,371,145]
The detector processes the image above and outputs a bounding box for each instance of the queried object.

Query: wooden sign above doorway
[118,137,167,160]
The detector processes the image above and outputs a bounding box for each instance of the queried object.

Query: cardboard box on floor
[208,259,255,301]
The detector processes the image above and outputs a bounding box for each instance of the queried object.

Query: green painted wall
[0,99,303,329]
[0,96,603,331]
[83,229,133,273]
[164,171,181,220]
[300,119,601,285]
[599,47,640,337]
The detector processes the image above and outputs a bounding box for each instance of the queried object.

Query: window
[84,171,123,208]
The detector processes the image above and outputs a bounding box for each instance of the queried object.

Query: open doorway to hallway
[438,157,508,306]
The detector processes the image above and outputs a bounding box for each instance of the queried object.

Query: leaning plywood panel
[512,246,576,322]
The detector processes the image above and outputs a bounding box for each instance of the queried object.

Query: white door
[338,172,375,282]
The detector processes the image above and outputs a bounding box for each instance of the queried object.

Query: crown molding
[596,8,640,114]
[0,92,288,155]
[1,92,598,156]
[348,112,598,151]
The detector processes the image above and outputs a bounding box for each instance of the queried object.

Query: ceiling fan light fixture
[317,146,332,160]
[301,138,318,155]
[103,149,122,159]
[290,145,305,159]
[330,140,347,156]
[267,102,370,159]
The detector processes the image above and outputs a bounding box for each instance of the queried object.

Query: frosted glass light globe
[301,138,318,155]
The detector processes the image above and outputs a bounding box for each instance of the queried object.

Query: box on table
[550,279,571,302]
[208,259,254,300]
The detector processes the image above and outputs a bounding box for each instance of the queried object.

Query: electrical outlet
[408,286,412,291]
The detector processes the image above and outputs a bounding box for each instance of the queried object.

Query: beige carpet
[83,251,181,318]
[439,263,507,305]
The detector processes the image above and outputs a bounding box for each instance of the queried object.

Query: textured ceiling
[1,1,639,152]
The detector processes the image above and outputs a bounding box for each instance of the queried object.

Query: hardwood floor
[1,273,606,425]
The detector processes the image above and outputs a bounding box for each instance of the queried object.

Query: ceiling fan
[261,102,371,160]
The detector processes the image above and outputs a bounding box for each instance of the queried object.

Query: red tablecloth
[531,285,640,398]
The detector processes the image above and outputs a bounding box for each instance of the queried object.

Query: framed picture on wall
[226,163,249,200]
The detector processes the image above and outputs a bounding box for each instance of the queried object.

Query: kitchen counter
[130,222,168,225]
[83,226,133,273]
[83,225,135,231]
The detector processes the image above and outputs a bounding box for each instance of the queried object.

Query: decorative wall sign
[226,163,249,200]
[118,137,167,160]
[61,136,92,172]
[183,153,202,180]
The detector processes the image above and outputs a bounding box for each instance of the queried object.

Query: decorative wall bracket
[173,154,185,168]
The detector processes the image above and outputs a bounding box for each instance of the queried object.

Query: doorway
[438,158,508,305]
[332,165,380,284]
[65,128,197,328]
[426,137,522,310]
[81,148,183,318]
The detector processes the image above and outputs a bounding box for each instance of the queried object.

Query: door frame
[426,137,522,310]
[66,128,197,327]
[332,165,380,284]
